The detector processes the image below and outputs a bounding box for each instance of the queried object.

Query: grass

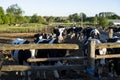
[0,23,84,33]
[0,23,48,33]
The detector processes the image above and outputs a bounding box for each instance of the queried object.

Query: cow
[34,33,53,43]
[106,36,120,77]
[66,26,83,40]
[11,38,36,80]
[66,26,76,39]
[108,27,120,33]
[83,28,101,56]
[12,38,36,65]
[81,27,93,43]
[34,26,68,79]
[74,27,83,39]
[83,28,107,78]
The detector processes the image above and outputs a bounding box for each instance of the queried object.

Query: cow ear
[53,29,56,33]
[53,28,58,34]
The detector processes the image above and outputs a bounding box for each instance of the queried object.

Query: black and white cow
[106,36,120,77]
[12,38,36,65]
[81,27,93,43]
[84,28,101,56]
[66,26,83,40]
[34,26,68,79]
[108,27,120,33]
[83,28,107,78]
[12,38,36,80]
[34,33,53,43]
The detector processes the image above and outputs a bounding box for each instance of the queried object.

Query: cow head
[34,33,53,43]
[90,29,100,39]
[34,33,44,43]
[53,26,67,43]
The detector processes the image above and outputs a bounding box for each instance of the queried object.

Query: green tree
[99,12,115,18]
[6,13,15,24]
[30,14,46,24]
[6,4,24,23]
[55,17,62,22]
[108,21,114,26]
[29,14,38,23]
[110,14,120,19]
[0,7,5,24]
[93,14,98,25]
[6,4,23,16]
[24,16,31,23]
[68,13,80,22]
[64,19,70,23]
[15,16,25,23]
[86,17,94,23]
[4,14,10,24]
[37,16,46,24]
[99,17,108,27]
[98,12,120,19]
[80,12,87,22]
[46,16,55,23]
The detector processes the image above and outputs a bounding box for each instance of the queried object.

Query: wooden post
[108,29,113,38]
[0,52,4,78]
[0,59,3,78]
[89,40,95,69]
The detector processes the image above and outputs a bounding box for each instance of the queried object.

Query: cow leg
[27,71,32,80]
[113,61,120,77]
[36,71,40,80]
[36,69,47,80]
[20,71,26,80]
[108,60,114,77]
[108,69,114,77]
[98,65,103,78]
[43,71,47,79]
[83,47,89,66]
[53,61,63,79]
[53,70,60,79]
[95,59,105,78]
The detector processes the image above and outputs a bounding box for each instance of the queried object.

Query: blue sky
[0,0,120,17]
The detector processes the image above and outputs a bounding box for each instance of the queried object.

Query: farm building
[108,19,120,26]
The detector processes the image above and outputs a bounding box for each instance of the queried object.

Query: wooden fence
[89,39,120,69]
[1,41,120,73]
[0,28,120,77]
[81,28,120,76]
[0,44,87,72]
[1,41,120,72]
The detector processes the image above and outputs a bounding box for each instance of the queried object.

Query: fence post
[0,51,6,79]
[87,40,96,76]
[108,29,113,38]
[0,58,3,79]
[89,40,95,69]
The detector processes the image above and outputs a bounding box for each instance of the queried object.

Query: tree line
[0,4,120,27]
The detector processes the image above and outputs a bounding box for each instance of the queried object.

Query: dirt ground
[0,32,120,80]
